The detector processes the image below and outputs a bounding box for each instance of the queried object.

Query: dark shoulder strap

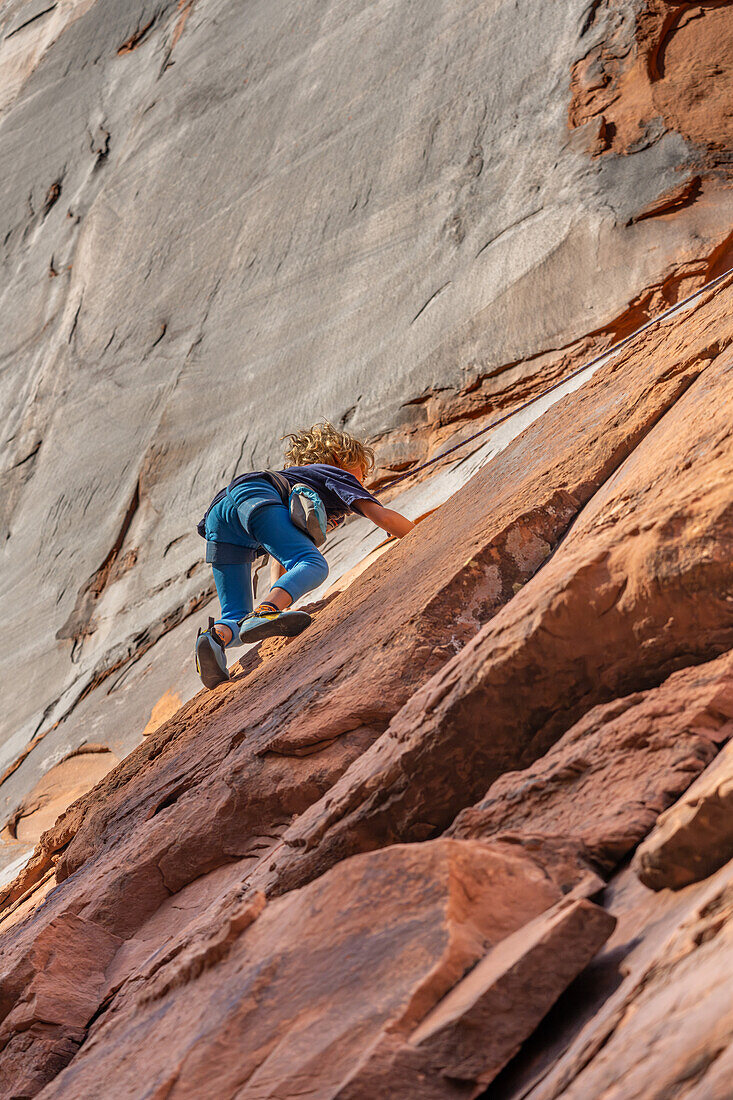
[263,470,290,501]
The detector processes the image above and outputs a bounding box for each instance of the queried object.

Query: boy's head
[282,421,375,482]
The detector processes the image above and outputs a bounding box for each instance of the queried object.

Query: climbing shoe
[238,604,312,644]
[195,618,230,689]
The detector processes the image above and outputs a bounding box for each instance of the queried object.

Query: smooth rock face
[2,0,733,850]
[633,738,733,891]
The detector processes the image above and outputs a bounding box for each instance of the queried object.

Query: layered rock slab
[30,840,613,1100]
[336,899,614,1099]
[265,344,733,896]
[450,652,733,873]
[499,858,733,1100]
[633,737,733,891]
[0,914,122,1100]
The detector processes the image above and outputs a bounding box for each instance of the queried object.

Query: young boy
[195,422,414,688]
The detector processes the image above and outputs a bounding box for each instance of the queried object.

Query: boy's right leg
[239,505,328,643]
[196,562,253,688]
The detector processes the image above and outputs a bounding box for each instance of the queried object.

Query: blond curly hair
[282,421,375,475]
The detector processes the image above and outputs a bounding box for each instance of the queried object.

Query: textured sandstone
[1,2,733,1094]
[31,840,580,1099]
[0,914,121,1099]
[6,273,726,920]
[569,0,733,161]
[0,275,730,1094]
[499,859,733,1100]
[450,653,733,872]
[336,899,615,1099]
[633,738,733,891]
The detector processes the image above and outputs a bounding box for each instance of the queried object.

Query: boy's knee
[312,553,329,584]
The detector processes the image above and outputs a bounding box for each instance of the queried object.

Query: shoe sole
[195,636,230,689]
[240,611,312,644]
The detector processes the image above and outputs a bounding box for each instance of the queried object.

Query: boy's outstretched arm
[354,498,415,538]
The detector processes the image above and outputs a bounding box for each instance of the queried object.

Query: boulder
[634,739,733,891]
[33,840,590,1100]
[450,653,733,873]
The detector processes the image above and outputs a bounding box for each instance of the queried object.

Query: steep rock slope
[0,273,731,1097]
[1,0,733,855]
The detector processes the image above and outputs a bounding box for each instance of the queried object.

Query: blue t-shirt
[279,464,379,520]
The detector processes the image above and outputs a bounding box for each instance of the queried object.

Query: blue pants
[209,501,328,646]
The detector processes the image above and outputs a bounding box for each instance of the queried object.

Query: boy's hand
[353,499,415,538]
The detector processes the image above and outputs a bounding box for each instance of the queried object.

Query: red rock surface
[34,841,603,1100]
[450,653,733,872]
[633,737,733,890]
[498,858,733,1100]
[336,899,615,1099]
[0,283,732,1095]
[569,0,733,161]
[264,315,733,896]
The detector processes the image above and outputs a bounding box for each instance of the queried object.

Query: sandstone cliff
[1,0,733,1096]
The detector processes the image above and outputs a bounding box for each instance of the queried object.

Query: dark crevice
[148,782,194,820]
[11,440,42,469]
[42,179,63,218]
[90,129,110,170]
[579,0,602,37]
[163,533,187,557]
[149,322,167,351]
[56,482,140,645]
[410,282,451,324]
[475,207,544,258]
[68,296,83,343]
[4,3,57,39]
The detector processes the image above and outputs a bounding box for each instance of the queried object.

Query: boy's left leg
[196,561,253,687]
